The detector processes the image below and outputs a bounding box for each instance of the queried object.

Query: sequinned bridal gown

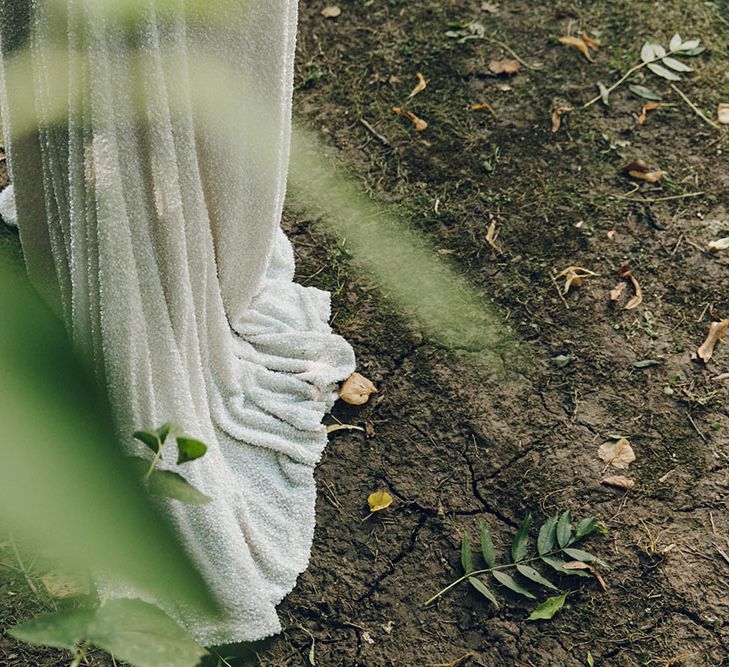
[0,0,355,644]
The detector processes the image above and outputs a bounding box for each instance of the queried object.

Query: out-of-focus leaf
[156,421,174,443]
[516,564,560,591]
[461,533,473,574]
[0,261,215,613]
[677,46,705,56]
[492,570,536,599]
[512,515,533,563]
[147,469,212,505]
[538,515,558,555]
[469,576,499,607]
[9,609,94,649]
[528,593,567,621]
[559,36,593,61]
[640,42,657,62]
[647,63,681,80]
[175,437,208,464]
[678,38,700,50]
[669,33,682,51]
[480,520,496,568]
[557,510,573,547]
[628,85,662,101]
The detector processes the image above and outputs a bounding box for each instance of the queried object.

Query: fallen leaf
[551,105,573,133]
[624,159,665,183]
[609,281,627,302]
[598,438,636,470]
[339,372,378,405]
[481,2,499,12]
[557,265,596,294]
[563,560,590,570]
[558,36,593,61]
[486,220,501,252]
[321,5,341,18]
[42,571,90,599]
[697,319,728,363]
[637,102,660,125]
[367,489,393,512]
[615,262,643,310]
[719,103,729,125]
[708,237,729,251]
[388,74,401,85]
[489,59,520,75]
[408,72,427,99]
[392,106,428,132]
[470,102,496,116]
[602,475,635,490]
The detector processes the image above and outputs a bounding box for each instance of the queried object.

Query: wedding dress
[0,0,354,644]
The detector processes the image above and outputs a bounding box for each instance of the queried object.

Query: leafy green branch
[425,512,607,621]
[130,421,211,505]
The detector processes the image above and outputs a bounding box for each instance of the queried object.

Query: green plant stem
[9,534,38,596]
[144,448,163,482]
[582,48,685,109]
[423,548,563,606]
[485,36,542,70]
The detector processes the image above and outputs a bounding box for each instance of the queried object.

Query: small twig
[484,36,542,70]
[669,84,721,130]
[617,191,705,203]
[549,270,570,310]
[359,118,391,146]
[687,413,707,442]
[9,534,38,595]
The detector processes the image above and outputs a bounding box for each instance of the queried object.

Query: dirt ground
[2,0,728,666]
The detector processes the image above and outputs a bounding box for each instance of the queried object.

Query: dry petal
[489,59,520,75]
[408,72,427,99]
[598,438,636,470]
[470,102,496,116]
[718,103,729,125]
[609,281,627,303]
[708,237,729,251]
[388,74,401,85]
[558,36,593,61]
[602,475,635,490]
[580,32,601,51]
[697,319,728,363]
[339,372,378,405]
[486,220,501,252]
[557,265,596,294]
[321,5,341,18]
[481,2,499,12]
[392,106,428,132]
[638,102,660,125]
[624,274,643,310]
[367,489,393,512]
[551,105,573,133]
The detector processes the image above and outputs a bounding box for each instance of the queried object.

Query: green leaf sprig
[425,512,607,621]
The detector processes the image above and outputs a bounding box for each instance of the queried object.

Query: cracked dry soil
[262,1,728,666]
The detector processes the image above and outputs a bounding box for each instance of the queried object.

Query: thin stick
[549,270,570,310]
[669,84,721,130]
[485,36,542,70]
[359,118,391,146]
[687,413,707,442]
[618,191,705,203]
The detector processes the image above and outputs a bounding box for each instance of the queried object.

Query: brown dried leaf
[598,438,635,470]
[580,32,601,52]
[408,72,427,99]
[628,169,665,183]
[563,561,590,570]
[557,265,596,294]
[339,372,378,405]
[558,36,593,61]
[697,319,728,363]
[551,105,573,133]
[42,571,90,599]
[392,106,428,132]
[637,102,660,125]
[609,281,627,303]
[718,103,729,125]
[321,5,341,18]
[624,158,650,173]
[602,475,635,490]
[489,59,521,75]
[624,274,643,310]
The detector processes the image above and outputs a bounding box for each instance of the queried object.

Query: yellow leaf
[339,372,378,405]
[408,72,427,99]
[558,36,593,61]
[392,107,428,132]
[368,489,393,512]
